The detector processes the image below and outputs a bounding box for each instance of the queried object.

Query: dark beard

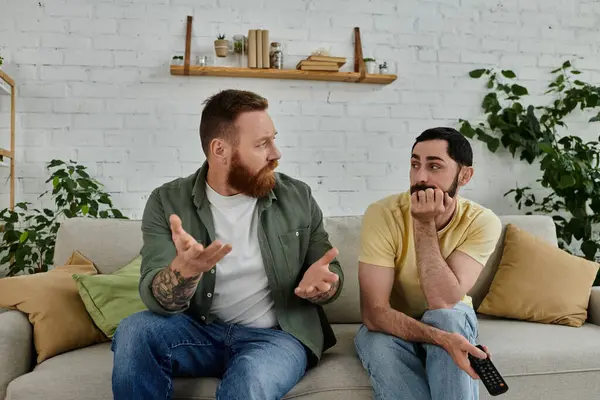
[410,172,459,198]
[227,151,278,198]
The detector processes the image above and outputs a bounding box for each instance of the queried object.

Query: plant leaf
[501,70,516,78]
[557,175,576,189]
[469,69,487,78]
[511,84,528,96]
[581,240,598,261]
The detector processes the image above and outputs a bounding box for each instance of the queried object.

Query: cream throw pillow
[478,223,599,327]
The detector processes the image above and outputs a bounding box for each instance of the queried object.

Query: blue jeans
[354,302,480,400]
[111,310,308,400]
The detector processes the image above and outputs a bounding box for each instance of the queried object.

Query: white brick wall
[0,0,599,218]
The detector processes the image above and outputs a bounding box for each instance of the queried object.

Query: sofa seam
[283,387,374,398]
[504,367,600,378]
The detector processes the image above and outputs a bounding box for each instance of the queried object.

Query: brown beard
[227,150,278,198]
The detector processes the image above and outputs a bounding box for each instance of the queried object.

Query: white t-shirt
[204,183,278,328]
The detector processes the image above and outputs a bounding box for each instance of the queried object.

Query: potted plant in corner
[364,58,377,74]
[214,34,229,58]
[0,54,3,70]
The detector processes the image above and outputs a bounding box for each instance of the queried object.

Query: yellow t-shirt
[359,191,502,319]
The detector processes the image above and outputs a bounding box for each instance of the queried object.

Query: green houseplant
[364,57,377,74]
[458,61,600,285]
[0,159,127,277]
[214,34,228,58]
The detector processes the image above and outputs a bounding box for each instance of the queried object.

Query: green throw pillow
[72,256,147,338]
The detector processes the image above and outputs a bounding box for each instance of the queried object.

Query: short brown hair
[199,89,268,156]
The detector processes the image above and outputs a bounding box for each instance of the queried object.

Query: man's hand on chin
[410,188,454,223]
[294,248,340,304]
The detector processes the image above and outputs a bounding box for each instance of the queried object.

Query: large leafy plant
[458,61,600,285]
[0,159,127,276]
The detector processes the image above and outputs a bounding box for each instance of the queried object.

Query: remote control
[468,345,509,396]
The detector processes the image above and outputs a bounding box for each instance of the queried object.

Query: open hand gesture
[294,248,340,303]
[170,214,232,277]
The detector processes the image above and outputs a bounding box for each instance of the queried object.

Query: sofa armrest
[0,310,33,400]
[588,287,600,326]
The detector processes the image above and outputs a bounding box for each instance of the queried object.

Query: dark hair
[199,89,269,155]
[412,127,473,167]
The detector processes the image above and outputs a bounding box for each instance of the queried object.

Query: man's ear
[210,138,230,165]
[459,166,474,186]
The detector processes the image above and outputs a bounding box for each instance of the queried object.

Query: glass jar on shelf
[233,34,247,68]
[269,42,283,69]
[379,61,389,74]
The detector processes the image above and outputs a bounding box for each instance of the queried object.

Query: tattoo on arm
[151,267,202,311]
[308,279,340,304]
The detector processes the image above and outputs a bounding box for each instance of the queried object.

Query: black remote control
[468,345,509,396]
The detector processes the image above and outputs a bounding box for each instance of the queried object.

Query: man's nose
[270,145,281,161]
[414,168,428,183]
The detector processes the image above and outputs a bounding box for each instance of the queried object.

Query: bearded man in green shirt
[111,89,344,400]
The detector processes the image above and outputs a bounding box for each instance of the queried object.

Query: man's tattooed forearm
[151,268,201,311]
[308,279,340,304]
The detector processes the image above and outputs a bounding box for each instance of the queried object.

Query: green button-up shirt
[138,162,344,365]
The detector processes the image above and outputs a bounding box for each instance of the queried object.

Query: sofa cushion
[0,251,109,364]
[7,319,600,400]
[478,316,600,376]
[322,216,363,323]
[6,324,371,400]
[477,224,599,327]
[53,218,143,274]
[72,256,147,338]
[468,215,559,309]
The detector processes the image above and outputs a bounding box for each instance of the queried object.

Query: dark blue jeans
[111,310,308,400]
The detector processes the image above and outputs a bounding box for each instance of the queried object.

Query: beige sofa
[1,214,600,400]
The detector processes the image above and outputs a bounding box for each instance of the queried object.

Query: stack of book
[296,55,346,72]
[247,29,270,68]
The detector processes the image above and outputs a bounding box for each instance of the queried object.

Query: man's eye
[411,163,419,168]
[430,164,440,170]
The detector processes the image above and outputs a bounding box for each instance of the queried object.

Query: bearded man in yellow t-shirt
[354,127,502,400]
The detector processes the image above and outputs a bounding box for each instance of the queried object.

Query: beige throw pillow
[0,251,109,363]
[478,223,599,327]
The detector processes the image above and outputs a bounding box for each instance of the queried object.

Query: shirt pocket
[278,227,310,284]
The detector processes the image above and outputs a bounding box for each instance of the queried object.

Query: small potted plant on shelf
[214,34,229,58]
[233,35,248,55]
[0,54,3,69]
[172,55,183,65]
[364,57,377,74]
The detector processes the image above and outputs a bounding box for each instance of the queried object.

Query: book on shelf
[306,55,346,67]
[296,60,339,71]
[248,30,257,68]
[295,56,347,72]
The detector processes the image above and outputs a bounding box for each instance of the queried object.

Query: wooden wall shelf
[0,69,15,210]
[169,65,397,84]
[170,17,396,85]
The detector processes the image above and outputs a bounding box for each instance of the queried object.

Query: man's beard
[227,150,278,198]
[410,171,459,198]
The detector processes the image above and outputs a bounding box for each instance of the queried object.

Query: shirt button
[295,231,299,236]
[207,293,212,298]
[210,269,215,274]
[201,316,206,321]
